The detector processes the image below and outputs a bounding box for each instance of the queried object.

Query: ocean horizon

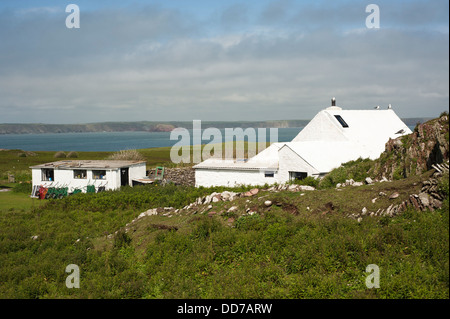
[0,128,305,152]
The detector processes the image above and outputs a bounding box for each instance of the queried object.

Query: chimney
[331,97,336,106]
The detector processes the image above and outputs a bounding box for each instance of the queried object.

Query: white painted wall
[31,162,146,193]
[195,168,278,187]
[32,168,118,193]
[129,164,147,184]
[277,145,319,182]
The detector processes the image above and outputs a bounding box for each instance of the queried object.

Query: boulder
[227,206,238,212]
[389,192,399,199]
[244,188,259,197]
[264,200,272,207]
[418,192,430,208]
[298,185,315,191]
[361,207,368,215]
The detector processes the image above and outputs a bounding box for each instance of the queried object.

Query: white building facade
[194,100,412,187]
[30,160,146,196]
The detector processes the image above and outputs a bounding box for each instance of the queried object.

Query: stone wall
[163,167,195,186]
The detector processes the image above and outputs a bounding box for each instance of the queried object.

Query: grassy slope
[0,171,447,299]
[0,134,448,299]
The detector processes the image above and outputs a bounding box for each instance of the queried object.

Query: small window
[334,115,349,128]
[265,171,275,178]
[289,171,307,181]
[41,168,54,181]
[73,169,87,179]
[93,170,107,180]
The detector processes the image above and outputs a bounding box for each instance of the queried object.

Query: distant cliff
[0,118,428,135]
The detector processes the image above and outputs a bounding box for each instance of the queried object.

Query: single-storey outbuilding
[30,160,146,196]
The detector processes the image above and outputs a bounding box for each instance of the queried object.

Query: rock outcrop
[349,162,448,221]
[370,113,449,180]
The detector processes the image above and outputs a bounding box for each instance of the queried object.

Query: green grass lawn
[0,184,45,210]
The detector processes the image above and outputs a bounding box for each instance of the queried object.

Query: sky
[0,0,448,124]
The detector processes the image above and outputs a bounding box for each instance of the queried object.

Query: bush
[289,176,319,188]
[54,151,66,158]
[67,151,78,158]
[13,182,32,194]
[319,157,374,188]
[107,149,145,161]
[113,229,132,249]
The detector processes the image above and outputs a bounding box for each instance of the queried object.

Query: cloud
[0,1,448,124]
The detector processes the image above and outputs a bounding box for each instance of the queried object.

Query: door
[120,168,129,186]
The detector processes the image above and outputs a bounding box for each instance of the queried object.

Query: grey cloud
[0,2,448,123]
[219,3,249,30]
[259,0,293,24]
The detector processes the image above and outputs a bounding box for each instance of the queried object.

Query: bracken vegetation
[0,174,448,298]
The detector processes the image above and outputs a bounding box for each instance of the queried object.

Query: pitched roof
[194,106,412,172]
[292,108,412,147]
[193,143,283,170]
[280,141,370,173]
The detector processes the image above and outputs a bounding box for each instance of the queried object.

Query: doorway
[120,168,129,186]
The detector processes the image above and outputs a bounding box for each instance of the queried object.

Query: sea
[0,128,304,152]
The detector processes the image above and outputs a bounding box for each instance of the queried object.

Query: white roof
[281,141,371,173]
[193,143,283,170]
[30,160,146,170]
[292,108,412,145]
[194,106,412,172]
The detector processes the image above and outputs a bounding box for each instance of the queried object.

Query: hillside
[0,114,448,300]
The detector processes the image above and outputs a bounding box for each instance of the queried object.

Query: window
[334,115,349,128]
[41,168,54,181]
[93,170,106,180]
[265,171,275,178]
[73,169,87,179]
[289,171,307,181]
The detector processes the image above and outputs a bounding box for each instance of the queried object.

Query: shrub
[13,182,32,194]
[54,151,66,158]
[107,149,145,161]
[289,176,319,188]
[113,229,132,249]
[67,151,78,158]
[319,157,374,188]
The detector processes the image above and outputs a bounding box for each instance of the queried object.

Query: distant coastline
[0,118,430,135]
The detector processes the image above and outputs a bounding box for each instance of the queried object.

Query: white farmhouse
[30,160,146,196]
[194,99,412,187]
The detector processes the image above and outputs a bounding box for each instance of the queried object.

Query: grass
[0,144,448,299]
[0,191,43,211]
[0,170,447,299]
